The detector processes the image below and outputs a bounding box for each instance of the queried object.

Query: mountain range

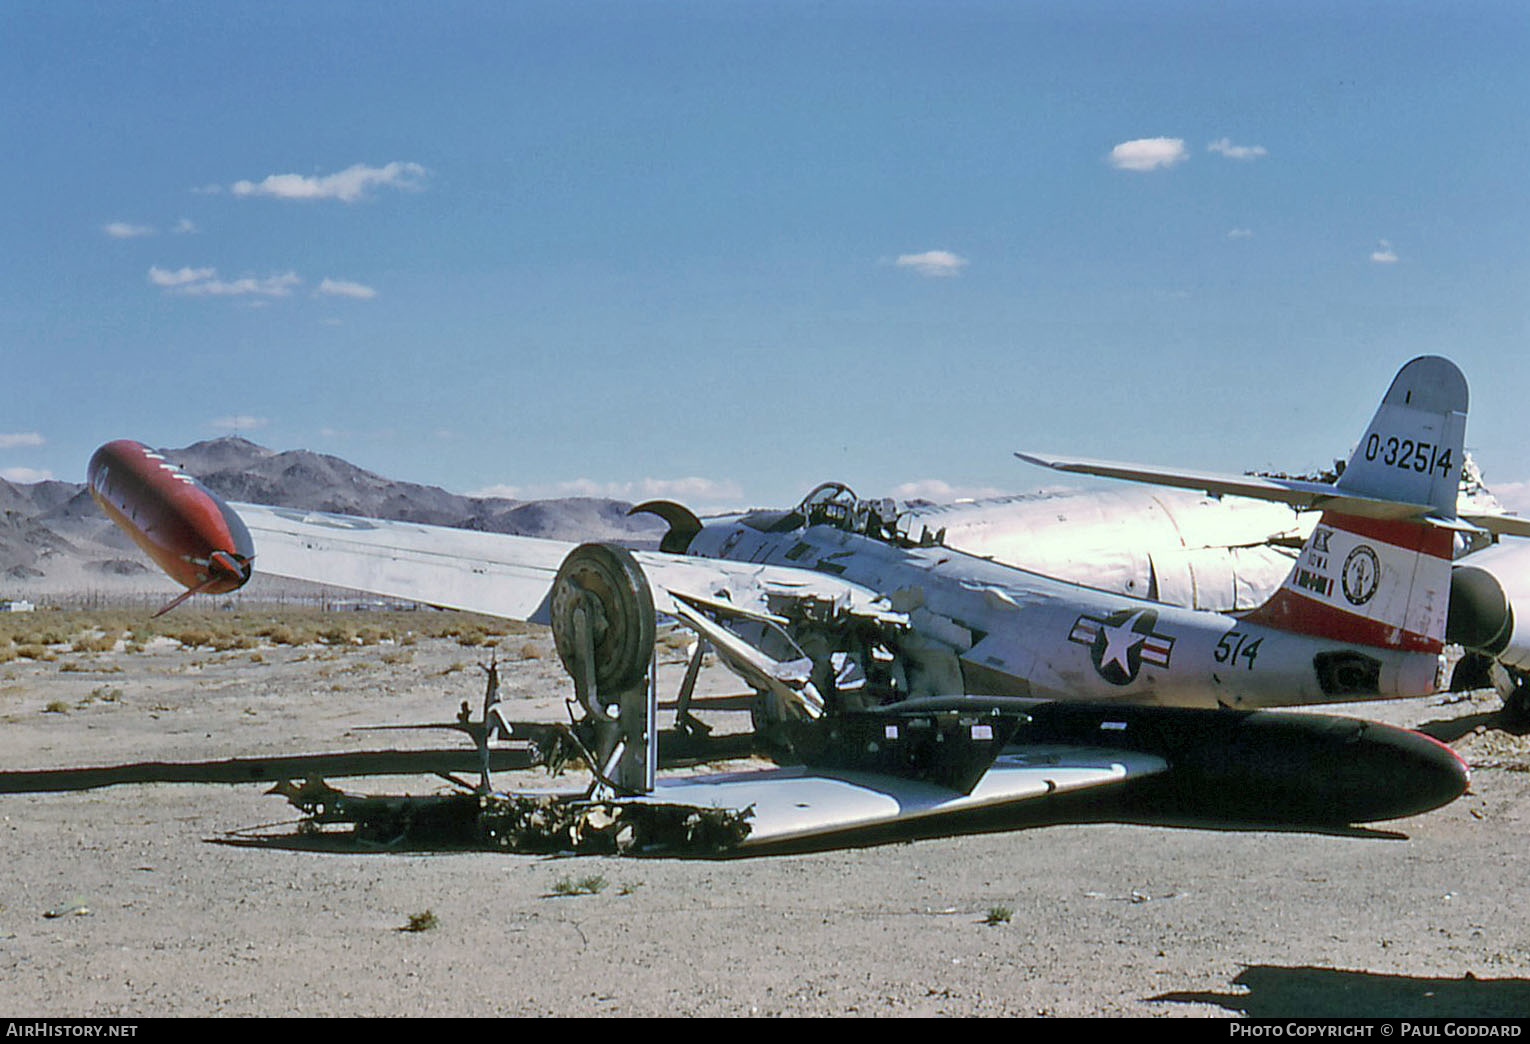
[0,438,661,593]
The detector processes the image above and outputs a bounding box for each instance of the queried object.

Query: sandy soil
[1,620,1527,1018]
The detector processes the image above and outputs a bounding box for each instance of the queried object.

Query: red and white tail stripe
[1243,511,1451,652]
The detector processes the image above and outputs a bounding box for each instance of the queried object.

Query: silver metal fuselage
[686,516,1441,710]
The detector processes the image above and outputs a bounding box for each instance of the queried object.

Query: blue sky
[4,2,1529,512]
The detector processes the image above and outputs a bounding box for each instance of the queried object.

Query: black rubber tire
[549,543,656,702]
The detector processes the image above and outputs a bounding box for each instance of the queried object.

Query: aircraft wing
[234,502,577,621]
[234,501,899,625]
[630,745,1167,848]
[1015,451,1440,521]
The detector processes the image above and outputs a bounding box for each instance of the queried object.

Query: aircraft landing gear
[548,542,659,794]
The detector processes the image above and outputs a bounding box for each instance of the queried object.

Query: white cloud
[1371,240,1399,264]
[474,475,743,508]
[1485,480,1530,516]
[104,221,154,238]
[1108,137,1188,171]
[470,483,521,500]
[210,415,269,431]
[1,467,53,483]
[1227,228,1254,239]
[0,432,44,449]
[894,250,969,277]
[888,478,1008,502]
[316,277,377,299]
[556,476,745,502]
[1207,138,1268,160]
[231,161,427,203]
[179,273,298,297]
[148,265,216,287]
[150,266,300,296]
[173,218,198,235]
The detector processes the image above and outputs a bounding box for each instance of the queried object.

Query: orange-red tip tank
[87,440,254,594]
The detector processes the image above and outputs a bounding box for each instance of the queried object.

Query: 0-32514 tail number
[1364,434,1453,476]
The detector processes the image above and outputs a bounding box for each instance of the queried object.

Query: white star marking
[1097,611,1148,675]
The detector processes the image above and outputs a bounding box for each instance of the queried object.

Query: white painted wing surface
[234,502,578,621]
[1015,452,1434,520]
[638,745,1168,846]
[233,502,894,624]
[1459,511,1530,539]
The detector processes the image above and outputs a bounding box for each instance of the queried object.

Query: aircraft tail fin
[1241,357,1466,652]
[1332,355,1467,515]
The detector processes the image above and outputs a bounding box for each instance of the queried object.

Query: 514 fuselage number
[1215,631,1262,670]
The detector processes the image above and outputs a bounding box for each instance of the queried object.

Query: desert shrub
[318,624,356,645]
[71,633,119,653]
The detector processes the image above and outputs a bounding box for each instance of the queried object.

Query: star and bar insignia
[1068,608,1175,685]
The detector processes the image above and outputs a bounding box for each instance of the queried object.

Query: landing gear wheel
[549,543,656,720]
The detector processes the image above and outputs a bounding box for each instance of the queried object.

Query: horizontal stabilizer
[1460,511,1530,540]
[1015,451,1436,521]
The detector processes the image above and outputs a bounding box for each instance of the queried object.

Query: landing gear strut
[548,543,659,793]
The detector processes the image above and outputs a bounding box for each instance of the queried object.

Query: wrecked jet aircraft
[881,434,1530,720]
[83,356,1481,851]
[897,449,1508,615]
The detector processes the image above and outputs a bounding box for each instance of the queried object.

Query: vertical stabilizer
[1243,357,1465,652]
[1335,355,1467,515]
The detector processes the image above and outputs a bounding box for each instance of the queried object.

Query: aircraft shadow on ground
[1417,706,1527,743]
[1152,964,1530,1018]
[3,720,1482,857]
[206,782,1409,859]
[736,787,1408,858]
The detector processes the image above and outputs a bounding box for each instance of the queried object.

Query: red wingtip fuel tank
[87,440,254,596]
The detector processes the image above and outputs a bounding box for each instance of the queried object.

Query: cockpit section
[737,482,946,548]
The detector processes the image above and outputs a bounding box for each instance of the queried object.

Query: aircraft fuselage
[685,514,1442,711]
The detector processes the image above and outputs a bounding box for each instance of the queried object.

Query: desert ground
[0,603,1527,1018]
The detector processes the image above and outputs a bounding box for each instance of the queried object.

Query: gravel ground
[1,622,1526,1017]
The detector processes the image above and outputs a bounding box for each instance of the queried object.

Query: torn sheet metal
[276,780,755,855]
[271,734,1163,855]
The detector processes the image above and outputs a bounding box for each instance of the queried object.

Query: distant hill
[1,437,662,592]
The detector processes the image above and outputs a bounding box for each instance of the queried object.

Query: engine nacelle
[1447,542,1530,673]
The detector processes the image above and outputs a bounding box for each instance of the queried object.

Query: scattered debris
[43,899,90,919]
[272,778,754,855]
[550,874,607,897]
[400,910,438,932]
